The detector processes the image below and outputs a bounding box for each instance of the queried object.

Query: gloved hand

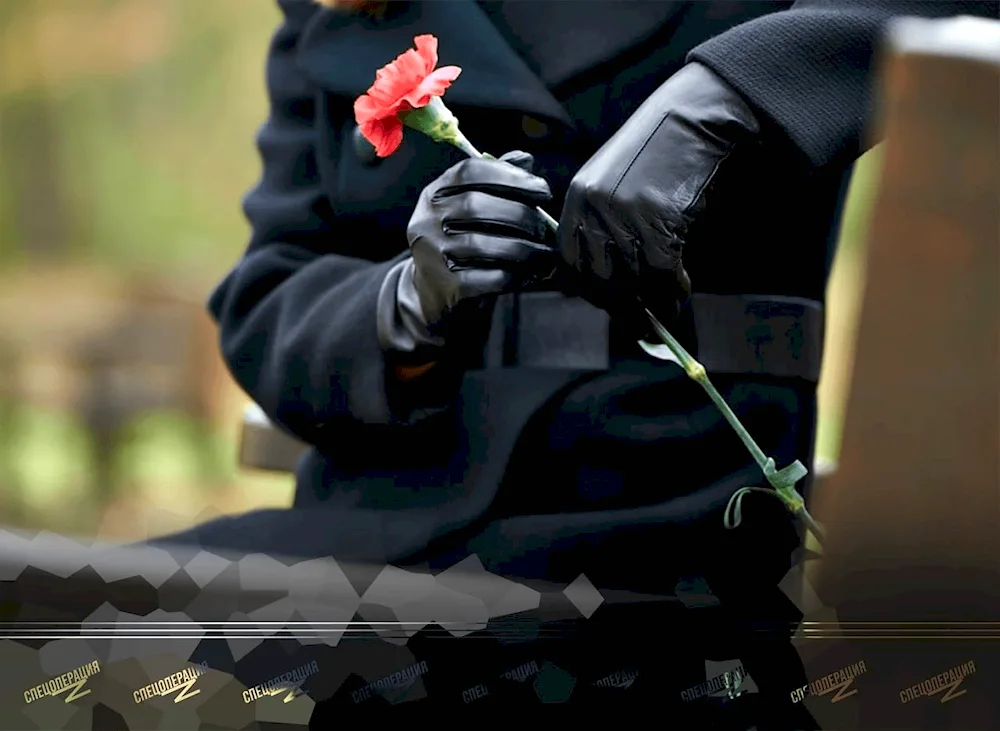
[558,62,777,336]
[377,151,557,365]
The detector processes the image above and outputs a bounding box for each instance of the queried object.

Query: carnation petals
[353,34,462,157]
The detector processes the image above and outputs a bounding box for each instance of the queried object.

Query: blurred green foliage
[814,147,882,462]
[0,0,280,275]
[0,0,292,537]
[4,404,293,536]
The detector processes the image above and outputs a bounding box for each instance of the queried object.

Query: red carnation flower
[353,34,462,157]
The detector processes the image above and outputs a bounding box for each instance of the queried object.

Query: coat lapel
[296,0,573,127]
[477,0,684,88]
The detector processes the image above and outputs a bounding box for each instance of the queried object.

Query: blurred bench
[0,268,228,498]
[239,402,310,473]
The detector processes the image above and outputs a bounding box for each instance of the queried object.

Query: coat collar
[297,0,574,127]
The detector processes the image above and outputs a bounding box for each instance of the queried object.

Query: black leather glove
[558,62,773,336]
[378,151,557,363]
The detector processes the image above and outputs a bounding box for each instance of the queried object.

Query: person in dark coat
[148,0,999,716]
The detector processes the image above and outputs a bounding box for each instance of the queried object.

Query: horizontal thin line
[8,621,997,626]
[2,623,578,628]
[3,630,494,635]
[8,628,997,634]
[801,627,1000,637]
[799,620,1000,629]
[798,636,1000,640]
[5,621,475,626]
[2,630,580,635]
[6,622,487,635]
[0,635,581,640]
[8,627,994,633]
[800,628,1000,632]
[5,635,999,641]
[0,625,582,637]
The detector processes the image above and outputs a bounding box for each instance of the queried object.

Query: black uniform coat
[164,0,998,593]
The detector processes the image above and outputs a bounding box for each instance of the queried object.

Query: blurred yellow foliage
[0,0,290,538]
[0,1,178,94]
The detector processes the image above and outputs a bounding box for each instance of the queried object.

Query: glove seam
[606,109,676,207]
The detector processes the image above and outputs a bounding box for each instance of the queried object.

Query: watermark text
[900,661,975,704]
[682,664,750,702]
[134,661,209,704]
[24,660,101,704]
[594,669,638,690]
[791,660,867,704]
[243,660,319,704]
[462,660,540,703]
[352,661,428,703]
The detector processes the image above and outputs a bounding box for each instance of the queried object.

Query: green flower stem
[530,168,823,545]
[422,98,824,545]
[645,310,825,545]
[645,312,765,464]
[455,138,563,245]
[540,209,825,544]
[450,132,483,160]
[534,207,561,231]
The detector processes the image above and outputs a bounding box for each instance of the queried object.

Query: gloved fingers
[448,267,513,301]
[560,219,688,338]
[498,150,535,173]
[559,217,603,276]
[434,156,551,206]
[443,232,559,276]
[636,236,691,325]
[560,218,638,295]
[442,191,550,243]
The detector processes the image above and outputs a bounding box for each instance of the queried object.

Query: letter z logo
[50,678,91,703]
[815,676,858,703]
[265,680,306,703]
[927,675,968,704]
[159,676,201,704]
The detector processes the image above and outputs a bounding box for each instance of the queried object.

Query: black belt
[691,293,825,382]
[486,292,824,383]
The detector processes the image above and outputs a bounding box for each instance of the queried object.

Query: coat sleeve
[687,0,1000,170]
[207,0,453,446]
